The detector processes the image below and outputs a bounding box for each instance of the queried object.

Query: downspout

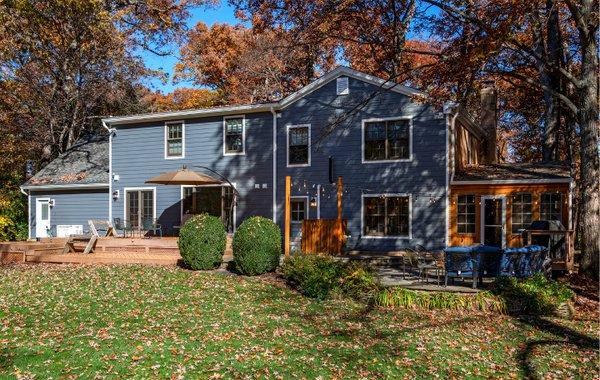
[19,187,30,239]
[443,102,459,248]
[270,106,277,223]
[102,121,115,221]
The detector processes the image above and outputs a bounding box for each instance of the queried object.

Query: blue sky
[140,3,239,93]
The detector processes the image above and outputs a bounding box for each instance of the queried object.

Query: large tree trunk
[576,3,599,279]
[542,0,563,162]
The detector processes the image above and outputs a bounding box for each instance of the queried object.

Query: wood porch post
[284,176,291,257]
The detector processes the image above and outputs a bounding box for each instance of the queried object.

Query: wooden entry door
[481,196,506,248]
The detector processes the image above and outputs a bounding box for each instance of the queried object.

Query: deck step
[25,252,181,266]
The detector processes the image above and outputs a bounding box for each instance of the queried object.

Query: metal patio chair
[113,218,134,238]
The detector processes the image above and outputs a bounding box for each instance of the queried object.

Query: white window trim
[123,187,157,224]
[164,120,185,160]
[361,193,412,239]
[223,115,246,156]
[180,184,237,232]
[361,116,413,164]
[286,124,311,167]
[290,195,309,224]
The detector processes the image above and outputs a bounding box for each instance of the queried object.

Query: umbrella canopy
[145,166,223,186]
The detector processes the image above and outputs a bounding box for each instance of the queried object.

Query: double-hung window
[287,125,310,166]
[540,193,562,221]
[224,116,245,155]
[165,122,184,158]
[511,193,532,233]
[457,195,476,233]
[363,195,410,237]
[363,118,411,162]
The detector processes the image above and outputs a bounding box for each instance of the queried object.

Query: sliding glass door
[182,186,234,232]
[126,189,154,228]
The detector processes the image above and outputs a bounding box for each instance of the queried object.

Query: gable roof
[278,66,426,108]
[22,134,109,189]
[102,66,426,126]
[452,163,571,184]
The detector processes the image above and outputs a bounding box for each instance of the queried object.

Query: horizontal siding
[30,190,109,237]
[277,77,447,251]
[112,113,274,233]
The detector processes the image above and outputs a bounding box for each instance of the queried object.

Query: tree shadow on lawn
[516,316,598,379]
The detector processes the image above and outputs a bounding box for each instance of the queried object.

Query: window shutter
[336,77,349,95]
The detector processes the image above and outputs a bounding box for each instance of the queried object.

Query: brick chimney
[481,80,498,164]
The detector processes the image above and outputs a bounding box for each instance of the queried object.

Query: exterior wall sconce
[112,190,120,200]
[310,197,318,208]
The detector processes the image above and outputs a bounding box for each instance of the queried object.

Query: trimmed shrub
[178,213,226,270]
[232,216,281,276]
[491,273,575,316]
[374,288,506,313]
[280,254,379,300]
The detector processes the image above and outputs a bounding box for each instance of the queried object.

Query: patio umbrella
[145,165,223,186]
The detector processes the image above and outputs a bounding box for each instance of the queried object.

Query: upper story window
[291,198,307,223]
[165,122,184,159]
[511,193,532,233]
[457,195,476,233]
[363,195,410,237]
[223,116,245,155]
[287,125,310,166]
[540,193,562,221]
[363,118,411,162]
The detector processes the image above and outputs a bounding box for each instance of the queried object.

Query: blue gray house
[21,66,572,252]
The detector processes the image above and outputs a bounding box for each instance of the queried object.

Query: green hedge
[491,274,575,316]
[178,213,226,270]
[232,216,281,275]
[280,254,379,300]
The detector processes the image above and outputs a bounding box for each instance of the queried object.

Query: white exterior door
[35,199,51,238]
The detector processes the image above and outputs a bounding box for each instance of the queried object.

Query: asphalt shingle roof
[454,162,571,181]
[24,134,109,187]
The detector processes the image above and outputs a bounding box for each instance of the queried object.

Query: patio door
[35,198,51,238]
[182,185,235,232]
[126,189,155,229]
[481,196,506,248]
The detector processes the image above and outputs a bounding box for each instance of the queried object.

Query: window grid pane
[167,124,183,157]
[511,193,532,233]
[364,196,409,237]
[457,195,476,233]
[225,118,244,153]
[540,193,562,221]
[291,200,306,222]
[364,119,410,161]
[288,127,309,165]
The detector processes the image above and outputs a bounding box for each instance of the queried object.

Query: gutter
[450,178,572,185]
[443,102,459,247]
[20,183,110,191]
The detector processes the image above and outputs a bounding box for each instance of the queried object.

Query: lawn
[0,265,597,379]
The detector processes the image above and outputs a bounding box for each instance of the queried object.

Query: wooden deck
[0,237,232,266]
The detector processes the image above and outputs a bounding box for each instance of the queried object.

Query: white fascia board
[450,178,572,185]
[103,103,279,125]
[21,183,109,191]
[279,66,426,109]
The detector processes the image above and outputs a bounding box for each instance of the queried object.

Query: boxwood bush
[232,216,282,275]
[178,213,226,270]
